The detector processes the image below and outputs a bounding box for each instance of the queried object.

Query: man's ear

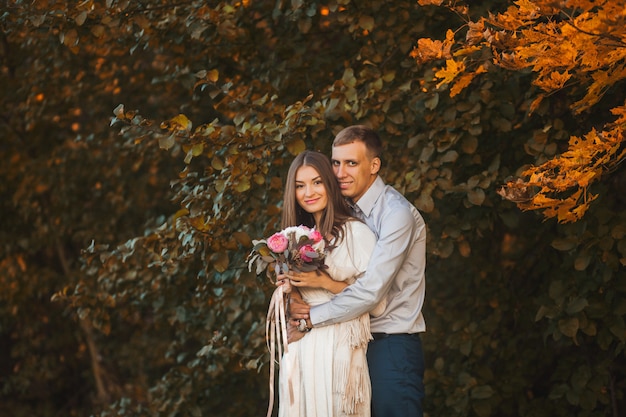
[370,156,381,175]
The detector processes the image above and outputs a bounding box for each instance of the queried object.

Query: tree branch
[561,10,626,47]
[54,236,111,404]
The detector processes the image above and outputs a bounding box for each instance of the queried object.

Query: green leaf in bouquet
[261,255,275,263]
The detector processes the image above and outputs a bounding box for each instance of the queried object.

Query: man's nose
[335,164,345,177]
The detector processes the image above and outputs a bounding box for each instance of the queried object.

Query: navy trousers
[367,333,425,417]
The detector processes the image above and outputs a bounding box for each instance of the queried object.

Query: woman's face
[295,165,328,220]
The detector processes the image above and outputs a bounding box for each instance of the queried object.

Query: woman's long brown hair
[281,150,353,243]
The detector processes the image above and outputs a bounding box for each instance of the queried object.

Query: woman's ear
[370,156,381,175]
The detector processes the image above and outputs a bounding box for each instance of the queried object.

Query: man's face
[331,141,379,203]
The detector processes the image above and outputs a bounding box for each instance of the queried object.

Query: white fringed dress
[278,220,380,417]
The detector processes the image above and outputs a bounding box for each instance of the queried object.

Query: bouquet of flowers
[247,225,327,417]
[247,225,327,278]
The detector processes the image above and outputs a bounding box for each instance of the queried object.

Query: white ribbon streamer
[265,284,292,417]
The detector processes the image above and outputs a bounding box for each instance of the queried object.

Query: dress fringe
[333,313,372,415]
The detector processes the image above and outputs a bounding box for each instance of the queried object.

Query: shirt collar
[353,176,385,217]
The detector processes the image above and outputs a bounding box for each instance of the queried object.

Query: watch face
[298,319,308,332]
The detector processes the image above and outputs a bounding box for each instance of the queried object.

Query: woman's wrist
[327,279,348,294]
[317,271,341,293]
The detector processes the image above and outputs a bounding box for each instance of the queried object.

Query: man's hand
[288,293,311,321]
[287,320,306,344]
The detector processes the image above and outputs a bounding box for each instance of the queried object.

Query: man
[289,125,427,417]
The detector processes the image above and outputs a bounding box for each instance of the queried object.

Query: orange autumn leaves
[412,0,626,223]
[501,126,624,222]
[411,28,486,97]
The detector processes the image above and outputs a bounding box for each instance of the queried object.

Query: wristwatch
[297,318,312,332]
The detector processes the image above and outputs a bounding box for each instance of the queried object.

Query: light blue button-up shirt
[310,176,427,334]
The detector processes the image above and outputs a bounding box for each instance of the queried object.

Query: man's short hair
[333,125,383,160]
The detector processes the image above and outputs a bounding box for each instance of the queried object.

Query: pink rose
[309,229,323,243]
[299,244,315,262]
[267,233,288,253]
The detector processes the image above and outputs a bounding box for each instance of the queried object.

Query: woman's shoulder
[337,219,376,260]
[343,218,374,237]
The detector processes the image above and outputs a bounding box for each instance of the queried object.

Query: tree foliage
[1,1,626,417]
[414,0,626,223]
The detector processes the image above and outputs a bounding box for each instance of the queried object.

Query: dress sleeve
[344,221,386,317]
[344,221,375,277]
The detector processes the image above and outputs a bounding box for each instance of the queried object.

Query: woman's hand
[286,269,348,294]
[275,273,292,293]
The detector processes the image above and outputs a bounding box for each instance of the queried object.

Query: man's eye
[348,161,357,166]
[331,161,339,166]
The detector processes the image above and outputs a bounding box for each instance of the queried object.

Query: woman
[276,150,383,417]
